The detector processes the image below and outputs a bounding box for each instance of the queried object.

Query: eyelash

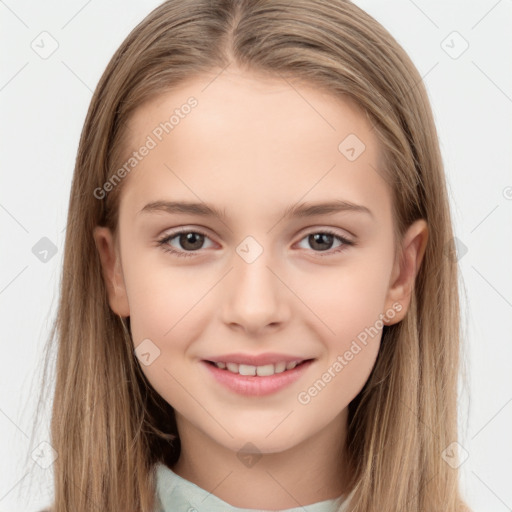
[156,228,355,258]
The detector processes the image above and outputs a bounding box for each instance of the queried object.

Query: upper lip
[204,353,314,366]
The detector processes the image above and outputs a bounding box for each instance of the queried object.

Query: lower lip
[201,359,315,396]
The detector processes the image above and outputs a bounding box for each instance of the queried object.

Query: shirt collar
[154,462,353,512]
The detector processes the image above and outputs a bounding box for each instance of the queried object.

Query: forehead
[119,68,390,223]
[127,68,374,153]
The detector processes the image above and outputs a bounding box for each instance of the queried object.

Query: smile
[201,359,315,396]
[206,359,310,376]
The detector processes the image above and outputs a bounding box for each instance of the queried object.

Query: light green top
[154,462,354,512]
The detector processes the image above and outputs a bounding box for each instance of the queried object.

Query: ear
[383,219,428,325]
[92,226,130,317]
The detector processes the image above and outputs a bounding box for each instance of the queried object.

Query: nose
[220,248,290,335]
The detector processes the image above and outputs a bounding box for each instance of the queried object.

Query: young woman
[34,0,471,510]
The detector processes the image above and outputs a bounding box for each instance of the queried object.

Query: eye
[157,228,355,258]
[157,229,215,258]
[296,230,354,256]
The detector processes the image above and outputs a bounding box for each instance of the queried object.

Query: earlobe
[92,226,130,317]
[384,219,428,325]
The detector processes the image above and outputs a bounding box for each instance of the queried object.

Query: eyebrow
[138,199,373,220]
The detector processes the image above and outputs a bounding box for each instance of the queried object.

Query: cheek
[296,287,385,416]
[123,261,213,408]
[292,256,391,406]
[296,257,392,343]
[126,265,212,344]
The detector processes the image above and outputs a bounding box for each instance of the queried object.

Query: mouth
[201,358,316,396]
[203,358,315,377]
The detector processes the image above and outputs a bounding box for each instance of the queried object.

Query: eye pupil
[309,233,334,251]
[180,232,204,250]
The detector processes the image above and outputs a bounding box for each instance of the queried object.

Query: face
[94,67,427,459]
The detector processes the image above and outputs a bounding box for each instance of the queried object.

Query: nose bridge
[221,236,288,331]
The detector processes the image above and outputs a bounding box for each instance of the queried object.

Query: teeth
[226,362,238,373]
[257,364,277,377]
[213,360,304,376]
[239,364,256,376]
[274,362,287,373]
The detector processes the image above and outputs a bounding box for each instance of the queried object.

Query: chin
[212,427,305,456]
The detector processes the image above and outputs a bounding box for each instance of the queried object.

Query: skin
[93,67,428,509]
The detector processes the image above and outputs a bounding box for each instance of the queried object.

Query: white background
[1,1,511,511]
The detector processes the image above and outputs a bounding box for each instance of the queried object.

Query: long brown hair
[30,1,471,510]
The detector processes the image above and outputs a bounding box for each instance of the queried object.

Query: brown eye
[157,230,214,257]
[175,232,205,251]
[296,230,354,256]
[308,233,335,251]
